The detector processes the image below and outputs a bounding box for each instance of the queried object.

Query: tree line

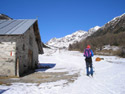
[68,32,125,57]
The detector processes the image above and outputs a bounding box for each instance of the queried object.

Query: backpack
[84,48,92,58]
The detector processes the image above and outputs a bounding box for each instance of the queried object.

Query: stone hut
[0,19,43,77]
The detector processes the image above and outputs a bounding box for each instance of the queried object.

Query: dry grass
[0,71,79,85]
[0,81,11,86]
[0,76,19,79]
[95,49,121,56]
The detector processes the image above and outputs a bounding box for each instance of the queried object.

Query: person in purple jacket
[84,45,94,77]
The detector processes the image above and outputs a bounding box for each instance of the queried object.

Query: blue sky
[0,0,125,43]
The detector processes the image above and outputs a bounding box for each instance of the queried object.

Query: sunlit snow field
[0,48,125,94]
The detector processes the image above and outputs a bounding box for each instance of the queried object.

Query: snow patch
[103,45,120,51]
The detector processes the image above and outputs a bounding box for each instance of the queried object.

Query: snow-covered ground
[0,48,125,94]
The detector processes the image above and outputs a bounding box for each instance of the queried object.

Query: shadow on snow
[36,63,56,72]
[0,89,9,94]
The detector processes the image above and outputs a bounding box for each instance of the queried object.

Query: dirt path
[0,68,79,85]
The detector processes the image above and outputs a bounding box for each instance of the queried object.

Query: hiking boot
[87,74,89,76]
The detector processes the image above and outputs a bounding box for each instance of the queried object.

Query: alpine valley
[46,13,125,57]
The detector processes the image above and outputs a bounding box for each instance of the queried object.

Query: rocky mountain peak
[88,26,100,35]
[0,14,12,20]
[102,13,125,30]
[47,13,125,49]
[46,27,100,48]
[46,30,88,48]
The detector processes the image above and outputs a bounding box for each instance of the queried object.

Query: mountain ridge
[46,26,100,48]
[69,13,125,57]
[0,14,12,20]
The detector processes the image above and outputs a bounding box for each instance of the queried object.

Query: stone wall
[17,25,39,76]
[0,42,16,76]
[0,36,19,76]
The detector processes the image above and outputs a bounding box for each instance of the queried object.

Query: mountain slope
[92,13,125,36]
[47,26,100,48]
[46,30,87,48]
[88,26,100,35]
[70,13,125,56]
[0,14,12,20]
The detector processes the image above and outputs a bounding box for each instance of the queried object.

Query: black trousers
[85,57,92,64]
[85,57,93,75]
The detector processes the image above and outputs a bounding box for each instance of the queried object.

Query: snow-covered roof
[0,19,36,35]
